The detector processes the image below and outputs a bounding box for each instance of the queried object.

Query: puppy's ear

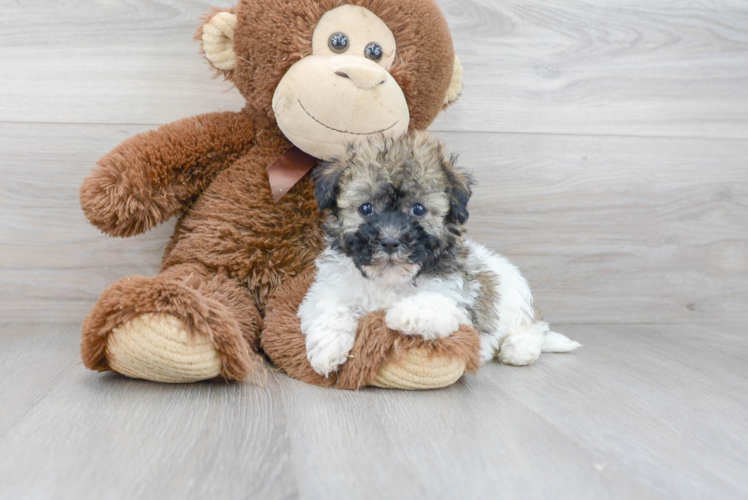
[313,161,346,211]
[444,154,473,225]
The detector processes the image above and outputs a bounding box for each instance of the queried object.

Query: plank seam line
[0,121,746,142]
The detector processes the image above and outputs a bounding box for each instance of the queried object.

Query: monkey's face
[199,1,464,159]
[272,5,410,160]
[315,132,473,284]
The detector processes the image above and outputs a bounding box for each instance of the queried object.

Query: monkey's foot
[106,313,222,383]
[372,348,467,390]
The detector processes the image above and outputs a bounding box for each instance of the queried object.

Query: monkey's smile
[298,100,398,136]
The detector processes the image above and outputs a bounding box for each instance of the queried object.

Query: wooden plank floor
[0,323,746,500]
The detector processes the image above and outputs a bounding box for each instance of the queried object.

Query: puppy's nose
[331,56,388,90]
[380,238,401,255]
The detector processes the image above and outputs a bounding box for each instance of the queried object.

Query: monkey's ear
[197,10,238,75]
[443,55,464,107]
[313,163,346,211]
[444,156,473,225]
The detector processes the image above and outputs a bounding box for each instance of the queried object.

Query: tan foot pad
[107,313,222,383]
[371,348,466,390]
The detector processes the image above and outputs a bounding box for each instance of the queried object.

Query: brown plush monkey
[79,0,480,389]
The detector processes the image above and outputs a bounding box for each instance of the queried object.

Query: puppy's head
[314,131,473,283]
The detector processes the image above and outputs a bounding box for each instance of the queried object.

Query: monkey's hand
[80,111,255,237]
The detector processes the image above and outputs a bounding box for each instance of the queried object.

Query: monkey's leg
[81,263,263,383]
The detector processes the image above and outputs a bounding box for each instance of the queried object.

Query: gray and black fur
[314,132,473,278]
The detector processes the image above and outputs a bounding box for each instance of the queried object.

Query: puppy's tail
[541,330,582,353]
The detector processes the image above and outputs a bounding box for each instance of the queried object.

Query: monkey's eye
[364,42,383,61]
[329,32,350,53]
[358,203,374,217]
[410,204,427,218]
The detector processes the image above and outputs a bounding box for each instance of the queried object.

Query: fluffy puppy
[299,132,580,376]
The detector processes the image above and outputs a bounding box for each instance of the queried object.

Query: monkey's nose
[380,238,401,255]
[331,56,388,90]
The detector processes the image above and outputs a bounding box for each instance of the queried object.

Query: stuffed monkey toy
[80,0,479,389]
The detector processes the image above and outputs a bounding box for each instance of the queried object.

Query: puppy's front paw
[305,322,357,377]
[385,294,469,340]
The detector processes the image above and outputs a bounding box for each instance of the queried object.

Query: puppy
[299,132,580,376]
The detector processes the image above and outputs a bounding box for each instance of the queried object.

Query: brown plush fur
[199,0,456,130]
[81,111,257,237]
[81,263,265,381]
[80,0,476,384]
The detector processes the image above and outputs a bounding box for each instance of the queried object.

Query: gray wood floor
[1,0,747,498]
[1,323,747,500]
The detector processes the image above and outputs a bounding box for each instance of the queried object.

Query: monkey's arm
[80,111,256,237]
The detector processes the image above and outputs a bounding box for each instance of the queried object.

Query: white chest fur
[302,247,477,318]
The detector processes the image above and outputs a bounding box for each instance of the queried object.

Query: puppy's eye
[410,204,427,218]
[364,42,383,61]
[358,203,374,217]
[328,32,350,53]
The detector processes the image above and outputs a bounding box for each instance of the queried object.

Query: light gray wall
[1,0,746,324]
